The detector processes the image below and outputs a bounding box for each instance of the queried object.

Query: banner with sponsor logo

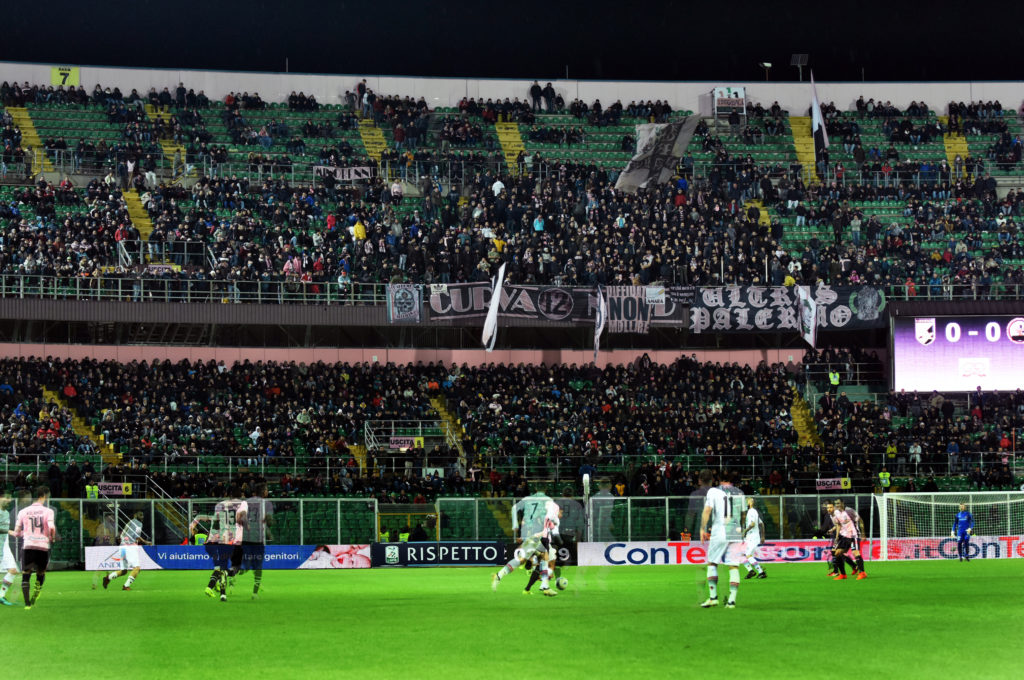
[313,165,375,182]
[371,541,505,567]
[815,477,852,491]
[578,537,1024,565]
[428,283,687,326]
[578,540,840,566]
[85,545,371,570]
[97,482,133,496]
[876,536,1024,561]
[386,283,422,323]
[688,285,886,334]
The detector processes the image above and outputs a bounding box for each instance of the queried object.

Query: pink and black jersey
[833,508,859,539]
[15,502,55,551]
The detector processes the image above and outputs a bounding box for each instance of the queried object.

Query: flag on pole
[810,72,829,173]
[482,262,506,352]
[796,285,818,348]
[593,285,607,362]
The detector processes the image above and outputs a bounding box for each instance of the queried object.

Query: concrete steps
[41,386,120,464]
[143,104,188,176]
[357,119,388,162]
[789,116,819,183]
[6,106,55,175]
[494,122,525,174]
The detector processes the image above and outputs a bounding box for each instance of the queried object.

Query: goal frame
[875,490,1024,561]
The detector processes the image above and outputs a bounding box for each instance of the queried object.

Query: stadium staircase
[429,396,467,464]
[357,119,388,162]
[143,104,188,175]
[6,106,54,175]
[123,188,155,242]
[41,387,120,464]
[790,387,822,448]
[742,197,773,226]
[494,121,525,174]
[349,443,369,475]
[789,116,818,183]
[939,116,970,166]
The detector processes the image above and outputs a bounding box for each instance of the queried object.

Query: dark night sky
[4,1,1024,83]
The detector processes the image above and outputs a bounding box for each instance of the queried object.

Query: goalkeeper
[951,503,974,562]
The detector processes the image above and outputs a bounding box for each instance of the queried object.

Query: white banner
[481,263,505,351]
[313,165,374,182]
[796,285,818,348]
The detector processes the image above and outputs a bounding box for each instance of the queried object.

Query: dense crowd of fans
[2,355,1019,500]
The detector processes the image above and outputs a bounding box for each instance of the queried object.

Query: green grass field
[5,561,1023,679]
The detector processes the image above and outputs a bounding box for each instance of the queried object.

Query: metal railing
[2,274,1024,304]
[0,273,389,304]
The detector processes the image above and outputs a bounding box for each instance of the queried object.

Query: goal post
[875,491,1024,561]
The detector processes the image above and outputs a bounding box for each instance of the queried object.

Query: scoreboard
[892,315,1024,391]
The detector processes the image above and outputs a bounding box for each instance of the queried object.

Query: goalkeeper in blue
[951,503,973,562]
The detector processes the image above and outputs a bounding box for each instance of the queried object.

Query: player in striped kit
[102,511,151,591]
[0,492,19,605]
[741,497,766,579]
[192,488,247,602]
[699,471,745,609]
[12,486,56,610]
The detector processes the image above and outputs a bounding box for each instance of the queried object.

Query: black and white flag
[810,72,829,167]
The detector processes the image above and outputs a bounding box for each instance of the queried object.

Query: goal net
[875,492,1024,560]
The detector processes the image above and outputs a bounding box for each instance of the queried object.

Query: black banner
[688,285,887,334]
[372,541,506,567]
[429,283,688,325]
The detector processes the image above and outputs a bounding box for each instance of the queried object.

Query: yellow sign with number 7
[51,66,80,86]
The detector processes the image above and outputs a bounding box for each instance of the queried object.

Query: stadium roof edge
[1,59,1023,87]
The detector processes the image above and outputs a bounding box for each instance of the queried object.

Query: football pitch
[5,561,1022,679]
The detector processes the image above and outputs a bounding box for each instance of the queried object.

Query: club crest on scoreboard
[915,318,935,346]
[1007,317,1024,344]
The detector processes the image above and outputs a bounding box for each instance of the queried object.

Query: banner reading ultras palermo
[688,285,886,333]
[84,545,371,570]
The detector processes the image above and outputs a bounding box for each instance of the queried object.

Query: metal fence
[21,496,379,565]
[436,494,879,543]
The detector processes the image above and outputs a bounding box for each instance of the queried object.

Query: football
[555,577,568,590]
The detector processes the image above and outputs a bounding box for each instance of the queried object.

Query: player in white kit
[699,471,745,609]
[742,497,766,579]
[102,511,150,591]
[0,492,19,605]
[492,494,559,596]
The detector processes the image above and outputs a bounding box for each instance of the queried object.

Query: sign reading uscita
[51,66,80,86]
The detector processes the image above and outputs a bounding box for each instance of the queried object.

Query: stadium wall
[2,60,1019,118]
[0,342,816,369]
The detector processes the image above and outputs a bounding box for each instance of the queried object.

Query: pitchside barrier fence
[4,492,1021,568]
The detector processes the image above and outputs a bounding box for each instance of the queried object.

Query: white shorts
[1,538,16,572]
[744,540,760,559]
[706,538,743,566]
[120,545,140,570]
